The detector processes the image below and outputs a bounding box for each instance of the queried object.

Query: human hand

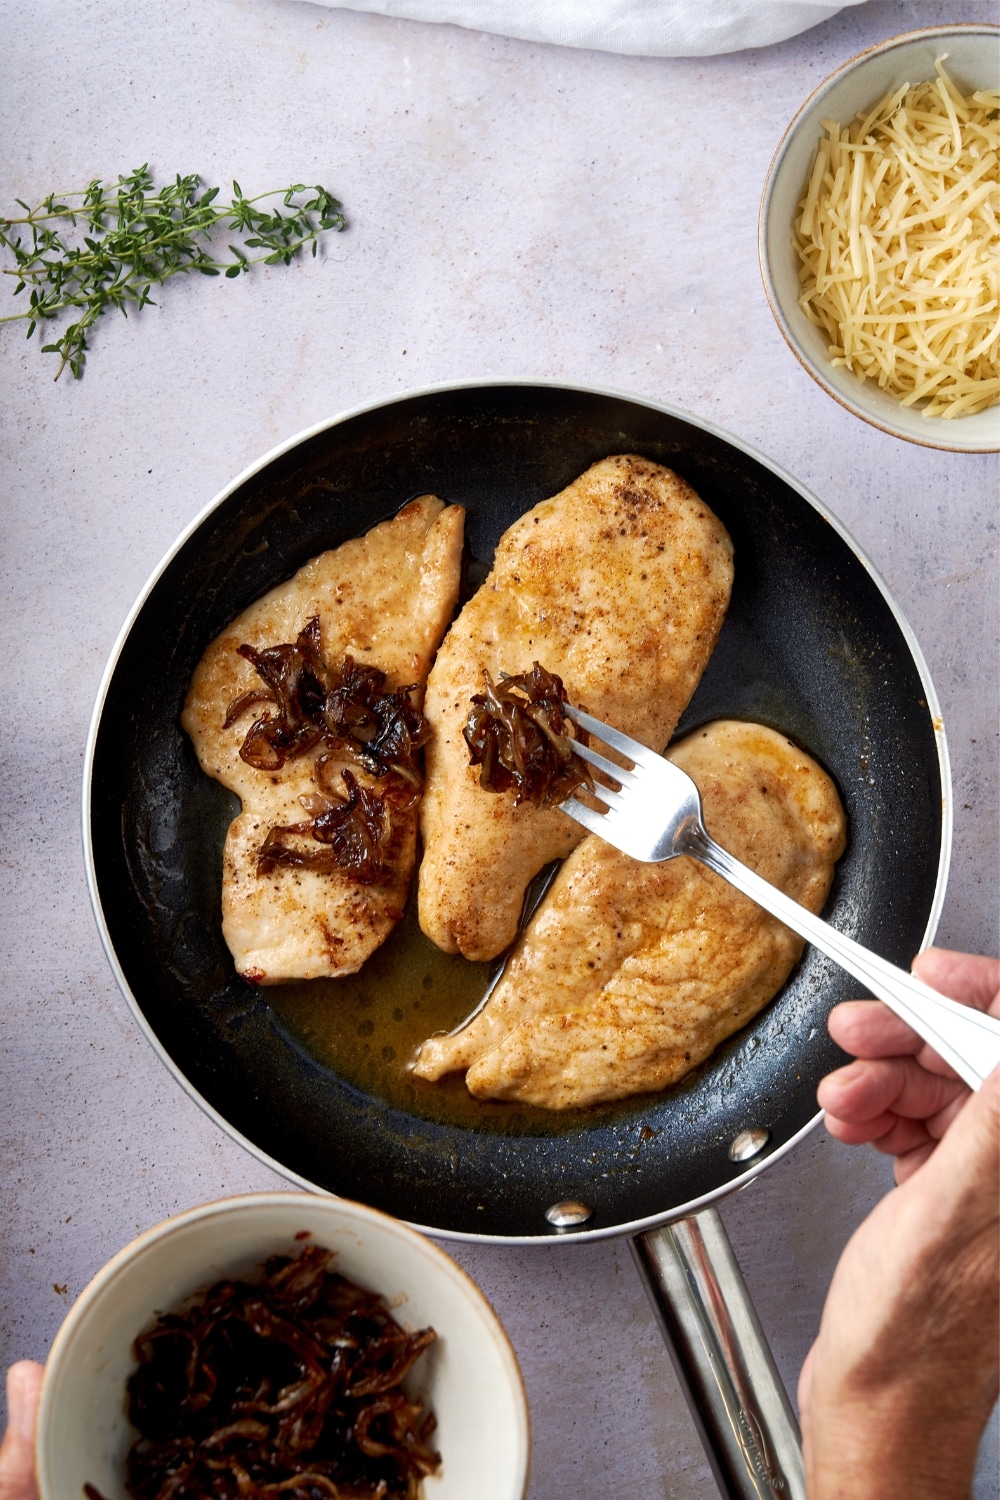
[0,1362,42,1500]
[798,948,1000,1500]
[819,948,1000,1182]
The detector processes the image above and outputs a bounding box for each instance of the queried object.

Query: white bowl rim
[36,1190,531,1498]
[758,22,1000,454]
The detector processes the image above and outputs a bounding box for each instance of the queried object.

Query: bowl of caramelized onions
[759,24,999,451]
[36,1193,530,1500]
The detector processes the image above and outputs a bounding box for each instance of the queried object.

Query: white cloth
[302,0,869,57]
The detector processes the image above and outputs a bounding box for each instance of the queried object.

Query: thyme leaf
[0,165,346,379]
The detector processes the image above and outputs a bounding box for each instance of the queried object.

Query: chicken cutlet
[182,496,464,984]
[413,720,846,1107]
[417,455,734,962]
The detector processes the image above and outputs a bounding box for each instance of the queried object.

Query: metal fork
[561,705,1000,1092]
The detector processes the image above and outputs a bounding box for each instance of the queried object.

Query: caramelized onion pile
[224,620,430,884]
[258,769,394,886]
[88,1243,440,1500]
[227,620,429,786]
[463,662,593,807]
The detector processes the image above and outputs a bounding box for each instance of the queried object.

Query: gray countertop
[1,1,997,1494]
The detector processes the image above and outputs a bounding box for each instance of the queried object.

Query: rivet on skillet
[728,1128,770,1163]
[545,1200,594,1230]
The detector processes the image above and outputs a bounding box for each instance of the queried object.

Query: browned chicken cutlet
[413,720,847,1107]
[182,496,464,984]
[417,455,734,961]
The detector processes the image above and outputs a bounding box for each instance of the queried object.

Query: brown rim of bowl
[757,23,1000,454]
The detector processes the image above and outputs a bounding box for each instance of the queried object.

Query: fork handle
[686,829,1000,1093]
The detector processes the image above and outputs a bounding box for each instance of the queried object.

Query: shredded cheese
[793,59,999,418]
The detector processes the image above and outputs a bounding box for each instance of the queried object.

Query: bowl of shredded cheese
[759,25,1000,451]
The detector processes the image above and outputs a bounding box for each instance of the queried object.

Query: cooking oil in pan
[270,893,617,1134]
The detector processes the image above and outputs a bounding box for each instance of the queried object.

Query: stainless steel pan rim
[82,376,952,1247]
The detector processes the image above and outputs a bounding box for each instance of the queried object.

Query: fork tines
[569,738,634,788]
[560,705,644,829]
[563,703,659,768]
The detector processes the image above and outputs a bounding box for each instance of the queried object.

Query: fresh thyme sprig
[0,166,346,379]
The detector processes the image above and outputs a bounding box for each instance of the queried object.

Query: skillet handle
[631,1208,805,1500]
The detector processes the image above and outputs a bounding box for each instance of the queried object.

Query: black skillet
[85,382,949,1497]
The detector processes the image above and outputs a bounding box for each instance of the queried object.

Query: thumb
[797,1341,815,1416]
[0,1362,42,1500]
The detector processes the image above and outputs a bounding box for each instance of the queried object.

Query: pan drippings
[270,893,634,1135]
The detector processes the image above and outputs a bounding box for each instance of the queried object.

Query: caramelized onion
[258,770,391,885]
[463,662,594,807]
[227,621,429,786]
[234,618,328,769]
[89,1243,440,1500]
[321,658,430,786]
[223,619,430,882]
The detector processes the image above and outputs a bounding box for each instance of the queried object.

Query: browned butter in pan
[270,892,629,1136]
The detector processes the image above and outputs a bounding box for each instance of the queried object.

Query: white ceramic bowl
[759,24,1000,452]
[36,1193,530,1500]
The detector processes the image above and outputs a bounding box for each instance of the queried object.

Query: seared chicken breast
[418,455,734,961]
[182,496,464,983]
[413,720,847,1107]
